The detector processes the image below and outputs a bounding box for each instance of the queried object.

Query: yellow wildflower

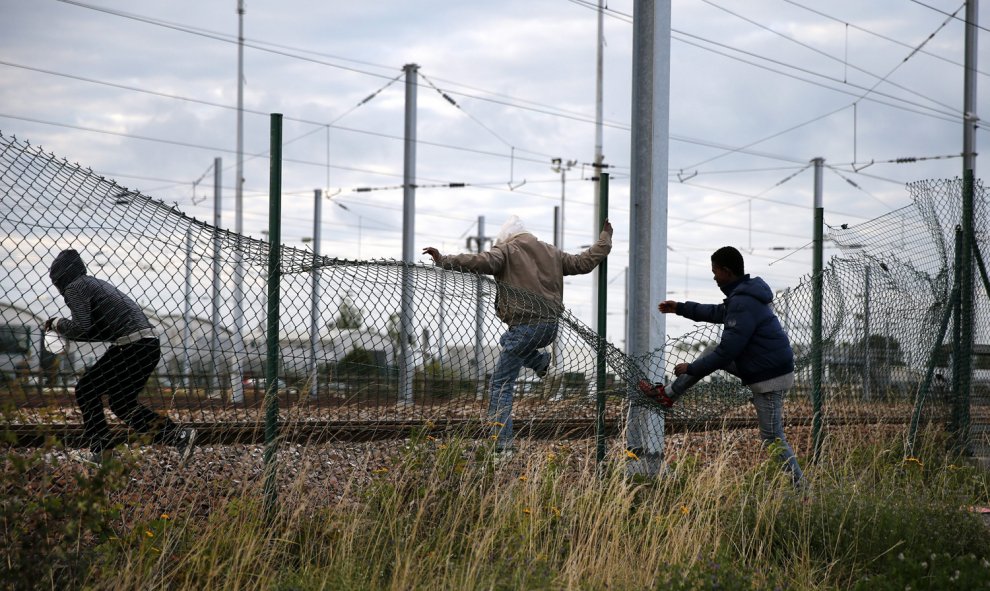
[523,508,531,515]
[550,506,561,517]
[625,449,640,461]
[518,476,528,482]
[160,513,170,520]
[680,505,690,515]
[145,530,154,538]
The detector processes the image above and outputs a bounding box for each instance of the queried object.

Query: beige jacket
[440,230,612,326]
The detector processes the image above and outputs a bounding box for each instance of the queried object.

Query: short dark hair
[711,246,744,277]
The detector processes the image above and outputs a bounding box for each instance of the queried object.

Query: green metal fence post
[595,172,609,465]
[957,170,975,453]
[264,113,283,519]
[909,228,961,457]
[951,224,963,442]
[811,158,824,463]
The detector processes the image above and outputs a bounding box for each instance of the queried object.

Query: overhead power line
[31,0,974,189]
[909,0,990,34]
[53,0,629,133]
[0,64,568,168]
[672,29,959,123]
[783,0,990,78]
[701,0,961,116]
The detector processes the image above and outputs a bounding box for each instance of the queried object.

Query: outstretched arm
[561,219,613,275]
[422,245,506,275]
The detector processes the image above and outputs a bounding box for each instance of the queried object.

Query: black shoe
[175,428,197,464]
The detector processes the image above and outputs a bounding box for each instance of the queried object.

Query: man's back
[439,230,611,326]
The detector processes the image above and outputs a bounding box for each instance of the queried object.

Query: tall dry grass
[5,424,990,590]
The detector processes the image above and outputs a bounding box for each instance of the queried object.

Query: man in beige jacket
[423,216,613,455]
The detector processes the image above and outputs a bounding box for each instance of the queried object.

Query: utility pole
[551,158,576,249]
[551,205,563,401]
[957,0,978,453]
[626,0,671,478]
[211,157,222,396]
[309,189,322,401]
[399,63,419,405]
[963,0,979,175]
[592,0,606,333]
[182,227,193,389]
[231,0,247,405]
[467,216,491,398]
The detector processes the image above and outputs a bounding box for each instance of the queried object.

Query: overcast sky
[1,0,986,344]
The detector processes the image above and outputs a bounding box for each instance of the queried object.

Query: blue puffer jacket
[677,275,793,385]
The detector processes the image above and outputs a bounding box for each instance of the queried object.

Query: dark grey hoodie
[49,249,152,342]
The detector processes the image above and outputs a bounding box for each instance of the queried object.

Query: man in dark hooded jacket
[643,246,804,485]
[46,249,195,465]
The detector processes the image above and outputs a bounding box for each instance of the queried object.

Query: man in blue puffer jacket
[643,246,804,484]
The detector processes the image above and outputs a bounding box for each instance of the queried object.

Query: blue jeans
[488,322,557,451]
[751,390,804,484]
[671,367,804,484]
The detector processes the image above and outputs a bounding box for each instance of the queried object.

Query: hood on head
[50,249,87,293]
[495,215,533,246]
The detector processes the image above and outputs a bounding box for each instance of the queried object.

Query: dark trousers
[74,338,177,453]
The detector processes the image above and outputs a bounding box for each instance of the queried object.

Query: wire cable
[908,0,990,34]
[783,0,989,77]
[701,0,962,116]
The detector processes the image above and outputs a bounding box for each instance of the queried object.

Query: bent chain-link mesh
[1,131,987,466]
[0,132,675,455]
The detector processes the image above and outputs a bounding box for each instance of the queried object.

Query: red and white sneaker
[637,379,675,408]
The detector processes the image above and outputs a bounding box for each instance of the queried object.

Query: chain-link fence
[1,131,987,463]
[0,132,674,453]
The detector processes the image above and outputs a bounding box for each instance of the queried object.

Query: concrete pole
[211,157,222,395]
[957,0,978,452]
[626,0,670,477]
[560,168,567,249]
[551,206,563,400]
[592,0,605,333]
[182,228,193,389]
[963,0,979,175]
[231,0,246,405]
[399,63,419,405]
[309,189,322,400]
[236,1,245,228]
